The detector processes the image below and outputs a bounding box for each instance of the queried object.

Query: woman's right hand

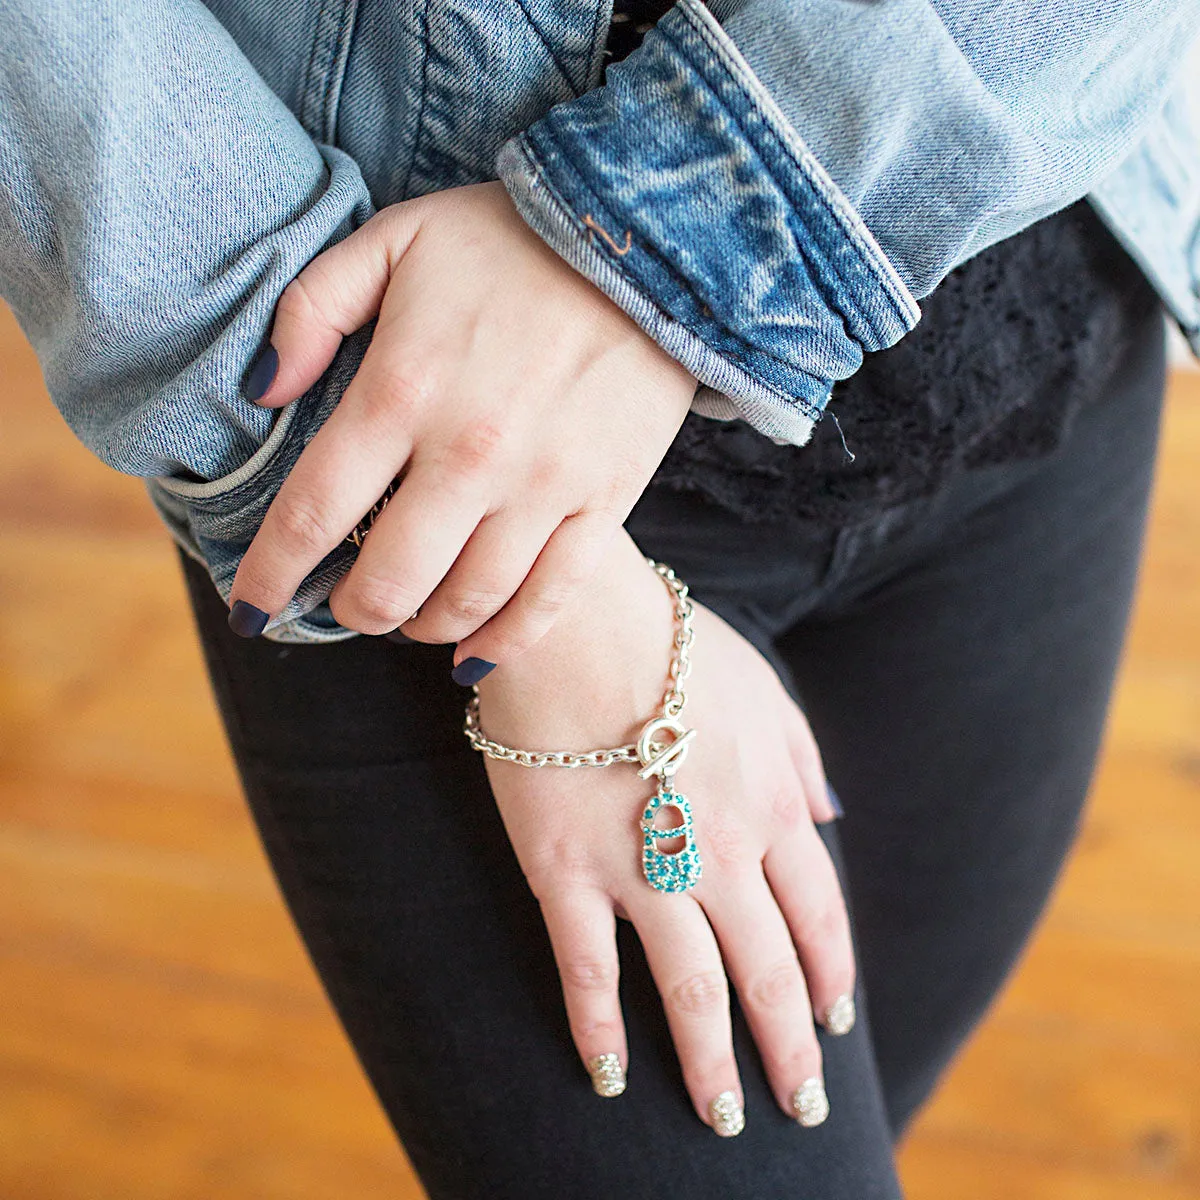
[474,528,856,1136]
[228,181,699,666]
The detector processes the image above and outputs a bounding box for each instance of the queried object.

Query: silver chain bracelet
[462,558,703,894]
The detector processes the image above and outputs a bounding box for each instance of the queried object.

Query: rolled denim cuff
[493,0,920,448]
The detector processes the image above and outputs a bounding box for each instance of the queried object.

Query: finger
[250,204,425,409]
[763,822,857,1042]
[328,446,491,635]
[623,890,745,1136]
[228,364,416,621]
[452,508,618,670]
[401,505,562,646]
[537,888,629,1099]
[702,871,829,1126]
[784,703,838,825]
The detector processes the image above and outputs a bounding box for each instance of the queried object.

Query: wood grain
[2,301,1197,1198]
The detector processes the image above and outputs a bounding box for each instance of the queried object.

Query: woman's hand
[474,529,855,1135]
[228,181,698,673]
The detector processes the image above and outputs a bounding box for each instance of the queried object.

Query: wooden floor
[1,299,1198,1199]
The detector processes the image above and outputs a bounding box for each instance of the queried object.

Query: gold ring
[345,476,402,548]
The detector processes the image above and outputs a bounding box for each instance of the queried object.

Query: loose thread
[582,213,632,255]
[827,408,856,463]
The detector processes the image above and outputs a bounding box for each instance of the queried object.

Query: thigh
[176,527,903,1198]
[772,310,1168,1140]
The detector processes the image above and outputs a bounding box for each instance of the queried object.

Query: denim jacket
[3,0,1198,642]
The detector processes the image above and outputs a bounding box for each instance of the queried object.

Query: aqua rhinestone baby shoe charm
[639,787,703,893]
[635,716,702,894]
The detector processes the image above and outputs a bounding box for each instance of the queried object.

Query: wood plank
[900,1135,1198,1200]
[1,302,418,1197]
[0,954,416,1200]
[908,1014,1198,1184]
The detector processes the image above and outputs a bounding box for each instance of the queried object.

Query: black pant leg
[175,522,904,1199]
[770,305,1167,1140]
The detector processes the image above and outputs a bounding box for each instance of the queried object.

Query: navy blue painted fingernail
[826,783,845,819]
[451,657,496,686]
[228,600,270,638]
[243,344,278,401]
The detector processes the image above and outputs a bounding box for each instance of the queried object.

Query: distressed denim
[1,0,1198,641]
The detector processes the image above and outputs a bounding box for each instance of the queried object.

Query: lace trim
[648,200,1161,525]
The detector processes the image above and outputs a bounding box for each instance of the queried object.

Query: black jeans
[177,297,1165,1199]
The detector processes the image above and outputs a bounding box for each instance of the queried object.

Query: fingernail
[708,1090,745,1137]
[243,344,278,401]
[821,992,856,1036]
[451,657,496,686]
[791,1077,829,1127]
[228,600,270,638]
[826,783,845,819]
[586,1053,626,1098]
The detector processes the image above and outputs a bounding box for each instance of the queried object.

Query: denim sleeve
[0,0,375,641]
[493,0,1200,448]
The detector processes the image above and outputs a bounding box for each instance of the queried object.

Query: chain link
[462,558,694,767]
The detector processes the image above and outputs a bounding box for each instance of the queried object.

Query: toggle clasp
[635,715,695,783]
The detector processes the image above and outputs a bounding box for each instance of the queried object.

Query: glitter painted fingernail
[791,1077,830,1127]
[822,993,856,1036]
[708,1090,745,1137]
[586,1053,626,1098]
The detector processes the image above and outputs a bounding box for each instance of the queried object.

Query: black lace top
[603,3,1163,527]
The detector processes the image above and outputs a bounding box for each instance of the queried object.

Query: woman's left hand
[473,527,851,1130]
[228,181,699,670]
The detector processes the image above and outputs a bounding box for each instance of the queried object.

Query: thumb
[243,201,424,408]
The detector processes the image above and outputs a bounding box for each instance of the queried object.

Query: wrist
[474,531,679,747]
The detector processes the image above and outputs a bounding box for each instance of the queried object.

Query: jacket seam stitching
[300,11,324,138]
[400,0,432,200]
[300,0,356,143]
[510,0,583,97]
[584,0,610,92]
[322,0,360,144]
